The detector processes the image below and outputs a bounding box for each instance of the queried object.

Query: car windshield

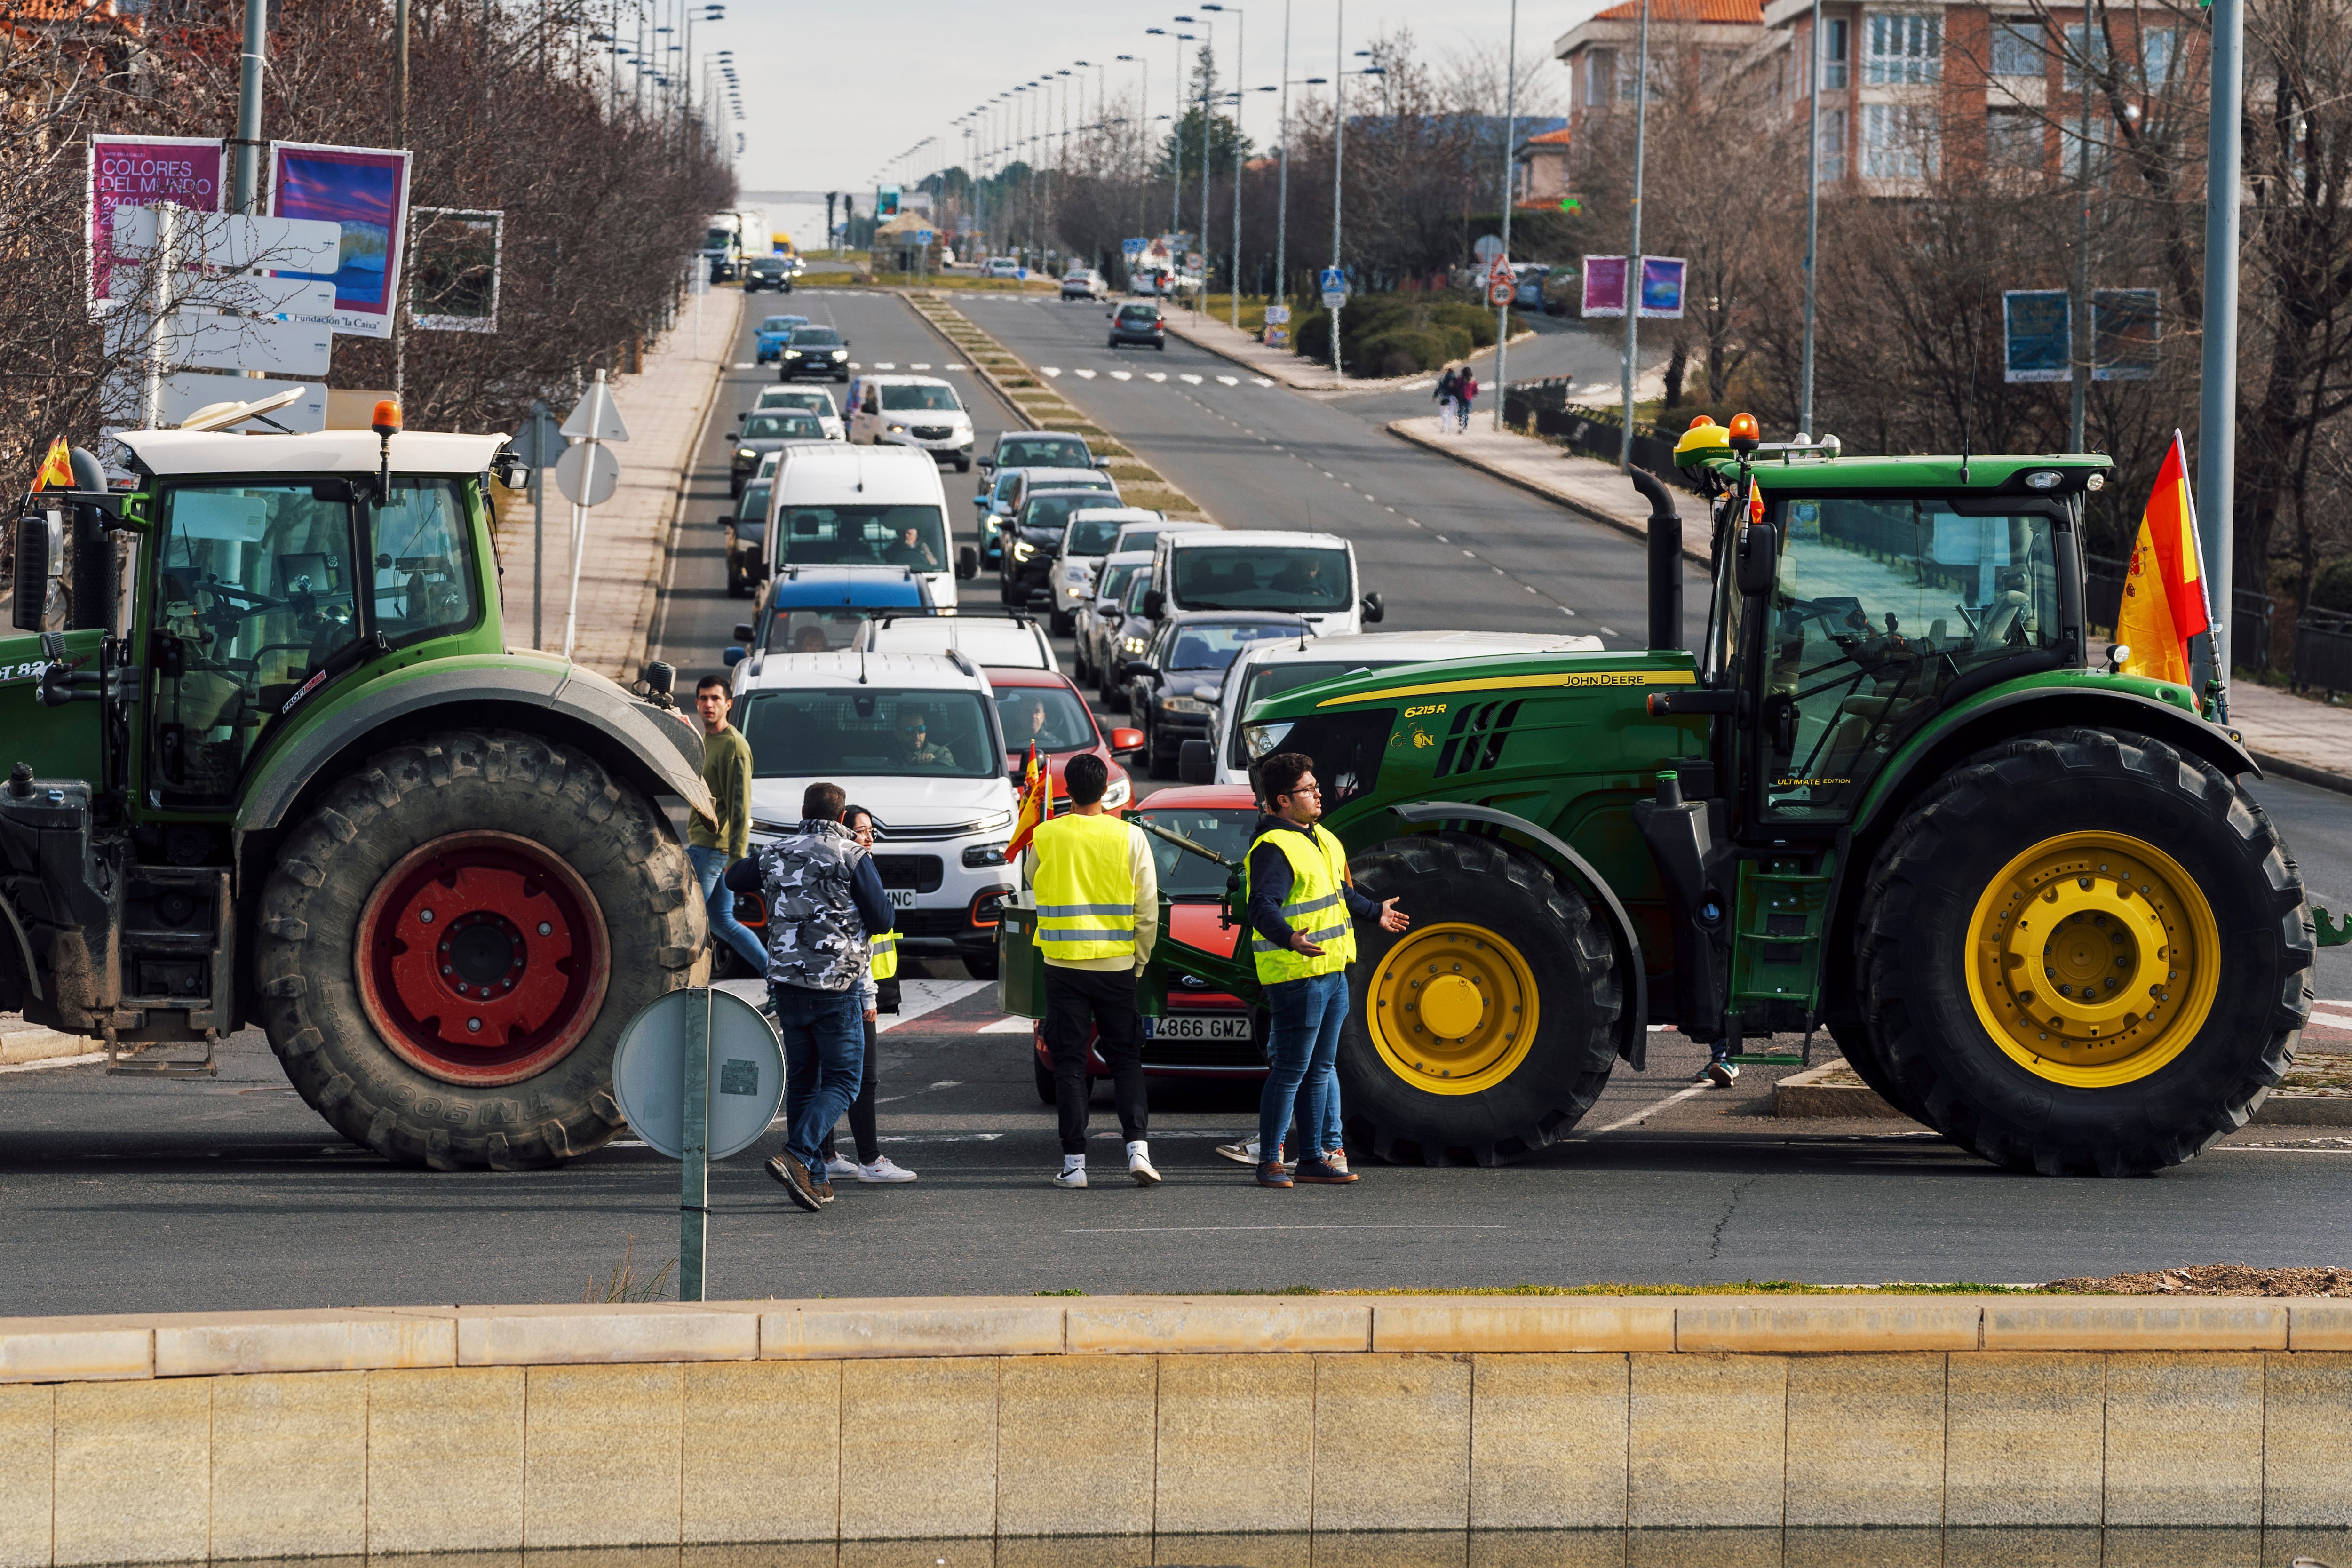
[1097,562,1143,603]
[1123,566,1155,613]
[760,389,834,416]
[1133,805,1256,898]
[788,327,842,347]
[762,606,885,654]
[1172,545,1351,611]
[760,316,806,333]
[740,689,995,778]
[1167,621,1299,671]
[744,412,822,440]
[879,384,962,412]
[994,686,1097,754]
[1019,493,1104,536]
[1065,517,1125,555]
[1114,527,1169,554]
[999,437,1090,467]
[774,504,949,571]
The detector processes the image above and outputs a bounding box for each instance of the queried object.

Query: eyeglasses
[1282,783,1323,797]
[904,723,927,733]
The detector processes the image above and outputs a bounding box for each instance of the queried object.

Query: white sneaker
[822,1153,859,1180]
[1214,1138,1260,1166]
[858,1156,917,1184]
[1706,1057,1740,1087]
[1053,1165,1088,1189]
[1129,1151,1162,1186]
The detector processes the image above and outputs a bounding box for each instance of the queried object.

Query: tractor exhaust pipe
[1629,467,1683,652]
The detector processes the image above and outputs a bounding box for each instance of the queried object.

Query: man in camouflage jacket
[727,780,895,1211]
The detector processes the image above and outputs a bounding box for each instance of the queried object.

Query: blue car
[754,314,810,364]
[725,565,931,669]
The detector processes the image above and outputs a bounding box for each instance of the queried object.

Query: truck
[1004,415,2319,1177]
[7,416,714,1170]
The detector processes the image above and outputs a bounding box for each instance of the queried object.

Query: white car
[1185,630,1607,785]
[1110,516,1217,558]
[1148,529,1383,637]
[1061,268,1107,301]
[1073,550,1155,689]
[855,612,1057,671]
[984,257,1024,280]
[754,385,845,442]
[1052,505,1162,636]
[847,375,975,471]
[734,650,1018,979]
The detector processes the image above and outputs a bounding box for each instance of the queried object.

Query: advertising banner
[1581,255,1627,317]
[409,208,503,333]
[268,142,414,339]
[1638,256,1688,319]
[2003,290,2072,382]
[88,135,223,314]
[2092,288,2159,381]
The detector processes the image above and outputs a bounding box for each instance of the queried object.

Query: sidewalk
[493,287,744,680]
[1388,413,1712,562]
[1160,307,1536,394]
[2225,682,2352,795]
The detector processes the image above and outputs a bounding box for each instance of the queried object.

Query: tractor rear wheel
[1856,728,2311,1176]
[1340,833,1622,1166]
[255,730,706,1170]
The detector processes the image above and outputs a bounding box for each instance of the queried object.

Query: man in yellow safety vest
[1244,751,1409,1188]
[1022,752,1161,1188]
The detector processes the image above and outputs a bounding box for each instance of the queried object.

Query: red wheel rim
[356,832,611,1086]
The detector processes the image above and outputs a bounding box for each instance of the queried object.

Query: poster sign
[2003,290,2072,382]
[1581,255,1627,317]
[409,208,503,333]
[1638,256,1688,319]
[88,135,223,314]
[2092,288,2159,382]
[267,142,413,339]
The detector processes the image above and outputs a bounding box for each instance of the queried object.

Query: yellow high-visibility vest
[1030,813,1137,962]
[870,930,898,980]
[1246,823,1356,983]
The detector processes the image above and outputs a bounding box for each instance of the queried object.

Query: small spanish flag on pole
[32,438,74,492]
[2114,431,2214,689]
[1004,742,1051,860]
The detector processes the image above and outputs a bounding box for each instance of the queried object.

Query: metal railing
[2293,606,2352,695]
[1501,381,1700,492]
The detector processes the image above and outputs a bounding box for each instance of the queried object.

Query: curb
[897,293,1040,435]
[1386,417,1715,566]
[2249,748,2352,798]
[1775,1056,2352,1127]
[625,287,744,684]
[0,1019,94,1066]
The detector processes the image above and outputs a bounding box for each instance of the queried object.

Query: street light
[1202,2,1246,327]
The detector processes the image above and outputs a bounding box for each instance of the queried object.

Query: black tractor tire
[1033,1055,1057,1104]
[1855,727,2312,1176]
[255,730,706,1171]
[1339,833,1623,1166]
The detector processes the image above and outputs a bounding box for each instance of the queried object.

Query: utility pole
[392,0,411,400]
[1274,0,1291,319]
[1199,21,1214,313]
[1202,4,1245,328]
[231,0,266,214]
[1798,0,1821,436]
[2070,32,2093,454]
[1619,0,1651,470]
[1493,0,1518,430]
[1331,0,1345,377]
[2199,0,2243,692]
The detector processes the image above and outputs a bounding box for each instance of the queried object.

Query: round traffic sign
[554,441,620,507]
[1474,234,1505,263]
[1488,276,1514,307]
[611,987,785,1160]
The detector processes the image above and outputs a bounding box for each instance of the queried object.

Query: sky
[701,0,1616,249]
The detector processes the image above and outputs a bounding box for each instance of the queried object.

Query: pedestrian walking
[1022,752,1160,1188]
[685,676,769,976]
[730,782,894,1212]
[1432,367,1462,435]
[1244,751,1409,1188]
[1456,367,1481,431]
[820,804,917,1184]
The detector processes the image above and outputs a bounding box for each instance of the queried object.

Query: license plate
[1145,1014,1251,1041]
[888,889,917,909]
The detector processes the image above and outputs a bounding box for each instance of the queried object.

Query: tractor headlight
[1242,720,1294,760]
[2023,470,2064,491]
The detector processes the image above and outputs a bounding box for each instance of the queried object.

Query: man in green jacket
[689,675,769,973]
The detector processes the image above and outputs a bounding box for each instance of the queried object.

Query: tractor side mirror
[1736,522,1779,598]
[956,546,979,580]
[12,507,61,633]
[1361,590,1385,624]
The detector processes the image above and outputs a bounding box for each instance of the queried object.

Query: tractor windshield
[1758,498,2064,821]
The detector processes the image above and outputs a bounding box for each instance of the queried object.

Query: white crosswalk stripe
[1251,376,1275,386]
[1146,372,1167,382]
[874,361,896,369]
[1110,371,1132,381]
[1042,366,1063,377]
[1179,373,1203,385]
[1074,368,1097,379]
[1216,374,1238,386]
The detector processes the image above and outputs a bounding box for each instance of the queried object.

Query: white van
[734,650,1019,979]
[1183,629,1606,785]
[1146,529,1382,637]
[766,444,976,608]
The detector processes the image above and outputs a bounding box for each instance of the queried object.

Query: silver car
[1073,549,1154,689]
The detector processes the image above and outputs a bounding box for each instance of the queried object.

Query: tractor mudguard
[1852,680,2259,842]
[233,659,716,845]
[1387,801,1650,1071]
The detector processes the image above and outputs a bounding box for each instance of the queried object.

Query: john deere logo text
[1403,703,1447,718]
[1560,673,1647,688]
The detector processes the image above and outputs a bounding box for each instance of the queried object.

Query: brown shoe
[1295,1156,1358,1184]
[1256,1160,1293,1188]
[767,1153,823,1212]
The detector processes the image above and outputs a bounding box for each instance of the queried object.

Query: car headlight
[783,350,803,358]
[1102,775,1131,809]
[1161,695,1208,716]
[1242,721,1295,760]
[1013,539,1036,560]
[830,349,847,359]
[888,423,906,434]
[1121,635,1148,655]
[961,842,1008,868]
[736,447,756,459]
[1061,583,1086,600]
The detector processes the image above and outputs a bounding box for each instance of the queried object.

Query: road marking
[1561,606,1579,616]
[879,980,993,1033]
[1075,368,1097,379]
[1042,366,1063,377]
[1066,1224,1509,1234]
[1252,376,1275,386]
[980,1016,1034,1033]
[874,361,896,369]
[1216,374,1238,386]
[2312,1011,2352,1030]
[0,1051,108,1075]
[732,361,755,370]
[1146,372,1168,382]
[1586,1082,1714,1135]
[1111,371,1133,381]
[1598,626,1619,636]
[945,363,968,371]
[1180,373,1203,385]
[911,362,932,370]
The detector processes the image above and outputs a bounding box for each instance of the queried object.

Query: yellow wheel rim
[1964,830,2221,1088]
[1367,922,1539,1096]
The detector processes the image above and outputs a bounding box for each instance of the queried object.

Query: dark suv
[1107,302,1166,350]
[1001,489,1116,609]
[744,255,794,293]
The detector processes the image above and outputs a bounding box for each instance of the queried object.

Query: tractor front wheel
[1856,728,2311,1176]
[1339,833,1623,1165]
[255,730,706,1170]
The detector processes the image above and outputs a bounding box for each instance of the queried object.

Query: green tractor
[6,419,712,1169]
[1097,420,2314,1176]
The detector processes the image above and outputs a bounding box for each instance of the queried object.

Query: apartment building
[1555,0,1772,127]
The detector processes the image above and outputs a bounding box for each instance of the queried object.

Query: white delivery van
[765,444,977,608]
[1146,529,1382,637]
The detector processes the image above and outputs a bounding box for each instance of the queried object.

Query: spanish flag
[2114,431,2213,689]
[1004,743,1051,860]
[32,438,73,492]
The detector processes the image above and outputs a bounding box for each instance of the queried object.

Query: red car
[1028,783,1267,1098]
[987,665,1143,809]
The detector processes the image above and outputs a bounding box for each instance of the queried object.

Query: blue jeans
[772,982,866,1176]
[688,845,769,975]
[1259,971,1349,1163]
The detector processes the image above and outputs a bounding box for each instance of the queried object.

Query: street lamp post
[1203,3,1245,328]
[1331,0,1345,376]
[1619,0,1652,471]
[2200,0,2243,690]
[1799,0,1821,436]
[1493,0,1518,431]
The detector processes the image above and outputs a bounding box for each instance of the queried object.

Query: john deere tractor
[1090,419,2314,1177]
[6,418,712,1169]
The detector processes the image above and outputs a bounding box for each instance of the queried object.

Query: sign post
[556,371,629,662]
[512,401,561,650]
